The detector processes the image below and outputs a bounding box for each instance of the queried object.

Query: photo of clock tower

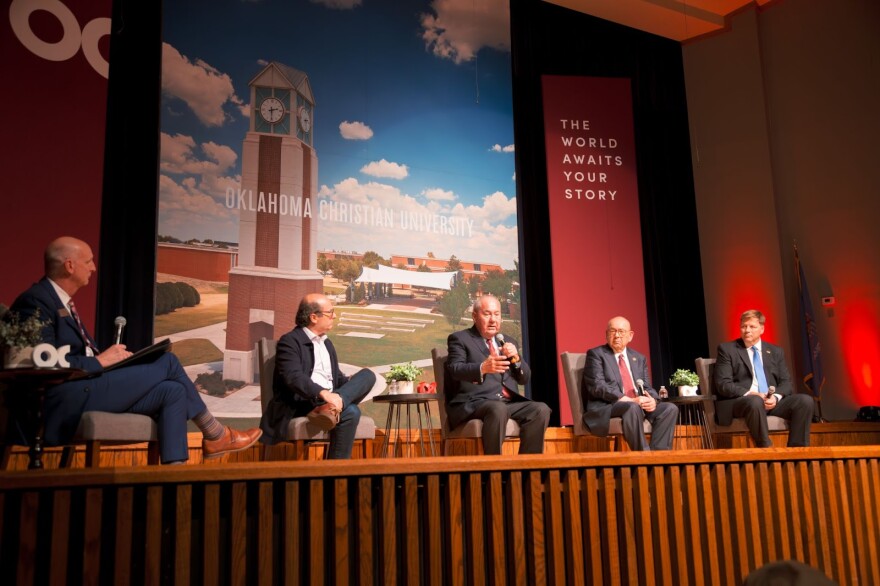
[223,62,320,382]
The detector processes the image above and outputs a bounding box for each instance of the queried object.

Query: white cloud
[158,133,241,242]
[310,0,362,9]
[490,143,515,153]
[422,188,456,201]
[161,43,244,127]
[158,174,238,242]
[361,159,409,179]
[160,133,238,177]
[339,121,374,140]
[317,178,518,268]
[421,0,510,64]
[450,191,516,224]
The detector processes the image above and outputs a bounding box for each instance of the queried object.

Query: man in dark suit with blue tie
[7,236,262,464]
[445,294,551,455]
[714,309,813,447]
[582,316,678,451]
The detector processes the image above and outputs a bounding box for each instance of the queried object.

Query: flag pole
[794,241,827,422]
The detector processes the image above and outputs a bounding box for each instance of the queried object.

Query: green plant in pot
[0,309,48,369]
[384,362,422,395]
[669,368,700,396]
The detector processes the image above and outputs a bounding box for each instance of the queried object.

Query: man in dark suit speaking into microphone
[6,236,262,464]
[582,316,678,451]
[445,294,550,455]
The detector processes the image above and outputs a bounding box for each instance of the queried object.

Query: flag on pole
[795,245,825,397]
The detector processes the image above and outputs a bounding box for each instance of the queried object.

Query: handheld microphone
[495,334,520,365]
[114,316,127,345]
[635,378,646,396]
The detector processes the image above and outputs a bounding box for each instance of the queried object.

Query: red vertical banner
[1,0,111,328]
[541,75,650,425]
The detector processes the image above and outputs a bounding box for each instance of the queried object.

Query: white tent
[355,264,456,290]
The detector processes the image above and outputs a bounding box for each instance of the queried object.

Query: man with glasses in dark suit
[260,293,376,459]
[582,316,678,451]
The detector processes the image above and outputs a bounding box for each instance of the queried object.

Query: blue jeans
[325,369,376,459]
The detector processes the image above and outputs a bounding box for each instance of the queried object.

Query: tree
[437,282,471,330]
[444,255,462,273]
[317,253,331,276]
[416,263,432,272]
[481,269,513,300]
[332,258,361,285]
[361,250,385,268]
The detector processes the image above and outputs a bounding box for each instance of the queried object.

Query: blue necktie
[752,347,769,394]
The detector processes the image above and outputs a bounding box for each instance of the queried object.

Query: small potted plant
[384,362,423,395]
[669,368,700,396]
[0,308,48,369]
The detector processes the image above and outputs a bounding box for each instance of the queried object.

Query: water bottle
[659,385,668,400]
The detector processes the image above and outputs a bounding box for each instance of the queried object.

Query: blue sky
[158,0,519,269]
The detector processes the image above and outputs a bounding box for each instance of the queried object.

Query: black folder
[102,338,172,372]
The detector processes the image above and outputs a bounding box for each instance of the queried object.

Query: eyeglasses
[607,329,630,336]
[315,309,336,318]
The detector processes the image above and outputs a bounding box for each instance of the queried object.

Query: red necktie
[487,339,512,399]
[618,353,636,398]
[69,300,99,354]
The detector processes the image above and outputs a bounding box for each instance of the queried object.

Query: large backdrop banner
[1,0,111,328]
[155,0,521,423]
[541,75,650,425]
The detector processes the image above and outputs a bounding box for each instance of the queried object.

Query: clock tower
[223,62,320,382]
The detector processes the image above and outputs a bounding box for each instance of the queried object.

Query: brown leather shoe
[307,403,340,431]
[202,427,262,459]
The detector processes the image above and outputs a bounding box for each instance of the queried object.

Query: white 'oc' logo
[9,0,110,78]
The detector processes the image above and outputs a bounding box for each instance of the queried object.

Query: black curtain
[511,0,708,423]
[97,0,162,350]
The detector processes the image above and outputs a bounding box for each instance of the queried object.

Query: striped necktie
[69,300,99,354]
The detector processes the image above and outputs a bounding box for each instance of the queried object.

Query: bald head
[295,293,336,334]
[45,237,86,278]
[605,316,634,354]
[43,236,96,296]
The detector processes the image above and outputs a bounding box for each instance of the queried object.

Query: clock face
[259,97,284,123]
[298,107,312,133]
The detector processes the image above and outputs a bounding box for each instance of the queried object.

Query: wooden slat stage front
[2,445,879,585]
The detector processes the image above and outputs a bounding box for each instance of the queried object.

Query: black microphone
[114,316,127,345]
[495,334,520,366]
[636,378,646,396]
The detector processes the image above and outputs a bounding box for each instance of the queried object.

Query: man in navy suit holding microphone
[7,236,262,464]
[444,294,551,455]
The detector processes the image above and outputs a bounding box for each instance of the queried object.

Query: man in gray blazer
[714,309,813,447]
[582,316,678,451]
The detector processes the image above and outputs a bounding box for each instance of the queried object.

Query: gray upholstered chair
[0,387,159,469]
[430,347,520,455]
[257,337,376,459]
[694,357,789,445]
[64,411,160,467]
[560,351,652,452]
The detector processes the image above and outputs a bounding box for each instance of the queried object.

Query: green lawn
[171,338,223,366]
[154,304,228,337]
[327,308,454,367]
